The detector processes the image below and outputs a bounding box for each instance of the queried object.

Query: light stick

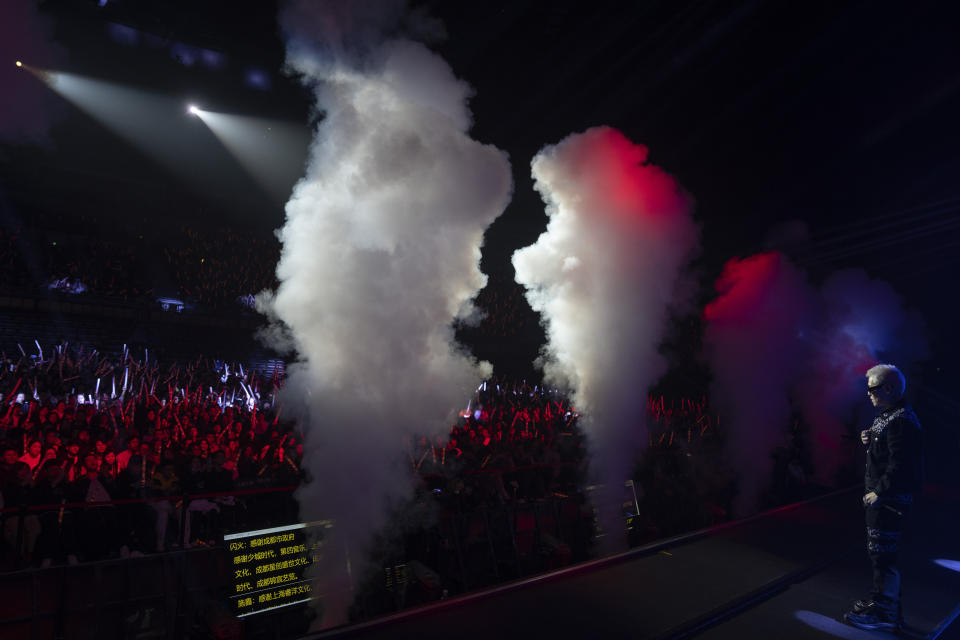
[415,449,429,471]
[17,343,25,357]
[35,340,42,361]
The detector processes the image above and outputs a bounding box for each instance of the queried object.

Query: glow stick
[415,449,429,471]
[239,363,244,378]
[95,378,101,396]
[111,377,116,399]
[17,343,24,356]
[35,340,42,361]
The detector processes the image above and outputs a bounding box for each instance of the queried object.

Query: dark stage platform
[306,486,960,640]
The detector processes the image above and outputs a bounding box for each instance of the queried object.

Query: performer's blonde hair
[866,364,906,397]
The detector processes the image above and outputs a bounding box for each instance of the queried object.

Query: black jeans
[865,502,910,602]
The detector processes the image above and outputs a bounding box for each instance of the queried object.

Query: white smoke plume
[264,0,512,626]
[703,254,928,514]
[513,126,699,551]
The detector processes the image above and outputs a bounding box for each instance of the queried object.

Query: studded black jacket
[865,400,924,500]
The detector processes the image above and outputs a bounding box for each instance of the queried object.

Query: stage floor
[305,485,960,640]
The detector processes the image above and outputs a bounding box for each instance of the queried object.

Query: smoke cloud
[263,0,511,626]
[513,126,699,550]
[795,268,928,486]
[704,253,928,514]
[0,0,62,143]
[703,252,814,515]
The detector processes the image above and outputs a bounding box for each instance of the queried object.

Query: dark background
[1,0,957,411]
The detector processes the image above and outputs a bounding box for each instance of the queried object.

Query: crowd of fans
[0,337,742,574]
[45,235,149,301]
[0,210,280,311]
[2,209,536,341]
[0,344,301,569]
[402,382,741,547]
[163,224,279,310]
[459,276,534,338]
[0,227,32,292]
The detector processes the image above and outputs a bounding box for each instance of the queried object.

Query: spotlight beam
[186,108,309,200]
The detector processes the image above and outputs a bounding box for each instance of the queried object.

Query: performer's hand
[863,491,878,506]
[860,430,870,445]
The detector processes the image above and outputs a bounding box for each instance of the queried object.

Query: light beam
[40,70,253,201]
[186,108,309,200]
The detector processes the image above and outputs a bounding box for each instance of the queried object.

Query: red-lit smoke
[703,252,813,515]
[514,126,699,550]
[704,252,927,513]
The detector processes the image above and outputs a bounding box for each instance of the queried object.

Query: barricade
[0,466,595,637]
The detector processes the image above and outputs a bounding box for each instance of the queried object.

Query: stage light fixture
[188,104,200,115]
[16,61,23,68]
